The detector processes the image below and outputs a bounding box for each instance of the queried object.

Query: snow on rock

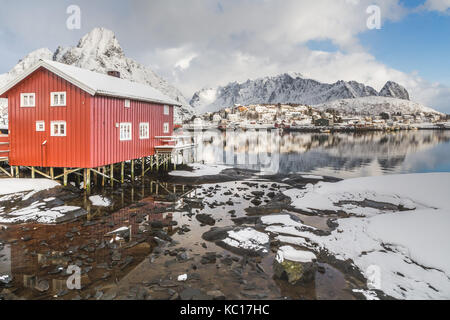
[261,214,314,229]
[222,227,270,255]
[169,163,229,177]
[89,195,112,207]
[314,96,440,117]
[276,246,316,263]
[0,179,59,196]
[190,72,426,114]
[277,173,450,299]
[0,204,82,224]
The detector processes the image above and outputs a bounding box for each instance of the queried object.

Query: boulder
[273,246,317,284]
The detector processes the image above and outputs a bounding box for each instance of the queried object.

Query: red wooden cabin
[0,60,180,169]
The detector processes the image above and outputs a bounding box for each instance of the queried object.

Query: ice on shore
[169,163,229,177]
[89,195,112,207]
[277,173,450,300]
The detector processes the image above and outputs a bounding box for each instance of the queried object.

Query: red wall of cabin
[89,96,173,168]
[4,68,91,168]
[3,67,174,169]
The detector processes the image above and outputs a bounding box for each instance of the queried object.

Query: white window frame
[50,92,67,107]
[20,93,35,107]
[139,122,149,139]
[50,121,67,137]
[163,122,170,134]
[120,123,132,141]
[164,105,170,115]
[36,121,45,132]
[125,99,131,108]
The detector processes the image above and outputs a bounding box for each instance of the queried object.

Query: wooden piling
[63,168,68,186]
[50,167,54,180]
[86,169,91,194]
[141,157,145,177]
[121,162,125,184]
[31,167,35,179]
[110,164,114,187]
[131,160,135,181]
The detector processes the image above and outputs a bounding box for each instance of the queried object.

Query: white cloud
[422,0,450,13]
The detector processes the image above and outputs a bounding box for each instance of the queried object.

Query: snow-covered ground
[0,178,59,197]
[274,173,450,299]
[0,178,82,224]
[169,163,229,177]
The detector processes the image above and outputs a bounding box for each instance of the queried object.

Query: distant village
[185,103,450,131]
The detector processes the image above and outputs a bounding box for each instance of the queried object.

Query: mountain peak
[76,27,123,57]
[380,81,410,100]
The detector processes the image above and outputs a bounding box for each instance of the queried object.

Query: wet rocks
[196,214,216,226]
[180,287,211,300]
[207,290,226,300]
[201,252,217,265]
[273,246,317,284]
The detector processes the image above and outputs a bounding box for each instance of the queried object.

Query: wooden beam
[141,157,145,177]
[86,169,91,194]
[24,166,51,179]
[90,168,120,183]
[131,160,135,181]
[63,168,68,186]
[31,167,35,179]
[50,167,54,180]
[110,164,114,187]
[54,168,82,179]
[0,166,12,177]
[121,162,125,184]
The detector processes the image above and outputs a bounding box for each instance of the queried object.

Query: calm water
[191,130,450,178]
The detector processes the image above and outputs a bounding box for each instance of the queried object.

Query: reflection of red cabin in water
[0,60,179,169]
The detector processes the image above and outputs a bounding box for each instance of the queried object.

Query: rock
[180,287,211,300]
[196,214,216,226]
[202,226,234,242]
[273,246,317,284]
[207,290,226,300]
[177,252,189,262]
[251,191,265,197]
[201,252,217,265]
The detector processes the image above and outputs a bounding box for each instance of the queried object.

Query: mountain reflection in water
[194,130,450,178]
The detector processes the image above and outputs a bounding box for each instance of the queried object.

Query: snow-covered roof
[0,60,181,106]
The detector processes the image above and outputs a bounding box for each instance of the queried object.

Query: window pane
[24,96,29,106]
[29,95,34,106]
[54,94,59,105]
[60,94,65,105]
[54,124,58,134]
[60,124,65,135]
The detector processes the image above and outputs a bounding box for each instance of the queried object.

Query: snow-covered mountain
[314,96,441,116]
[0,28,194,123]
[190,73,436,115]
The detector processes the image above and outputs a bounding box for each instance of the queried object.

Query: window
[163,122,170,134]
[139,122,149,139]
[51,121,66,137]
[120,123,132,141]
[51,92,66,107]
[125,99,131,108]
[36,121,45,132]
[20,93,35,107]
[164,105,170,115]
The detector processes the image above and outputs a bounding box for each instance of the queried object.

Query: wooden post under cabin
[110,164,114,187]
[50,167,54,180]
[15,166,19,178]
[141,157,145,177]
[31,167,35,179]
[131,160,135,181]
[121,162,125,184]
[102,166,106,187]
[63,168,68,186]
[86,169,91,194]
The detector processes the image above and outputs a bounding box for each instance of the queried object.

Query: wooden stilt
[150,156,153,172]
[102,167,105,187]
[131,160,135,181]
[15,166,19,178]
[83,169,87,190]
[121,162,125,184]
[141,157,145,177]
[31,167,35,179]
[63,168,68,186]
[156,154,159,171]
[110,164,114,187]
[86,169,91,194]
[50,167,54,180]
[10,166,14,177]
[156,182,159,195]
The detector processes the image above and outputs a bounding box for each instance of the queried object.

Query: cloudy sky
[0,0,449,112]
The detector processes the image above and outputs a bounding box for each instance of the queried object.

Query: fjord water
[195,130,450,178]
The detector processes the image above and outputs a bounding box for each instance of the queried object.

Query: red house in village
[0,60,180,172]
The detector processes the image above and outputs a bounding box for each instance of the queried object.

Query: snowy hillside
[0,28,194,123]
[191,73,418,113]
[314,96,441,116]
